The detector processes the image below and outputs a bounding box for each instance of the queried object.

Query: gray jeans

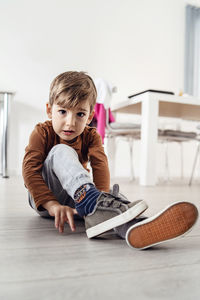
[29,144,93,217]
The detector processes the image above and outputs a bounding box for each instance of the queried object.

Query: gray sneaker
[114,215,147,239]
[110,183,129,202]
[85,192,148,238]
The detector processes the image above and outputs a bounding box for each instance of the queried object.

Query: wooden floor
[1,176,200,300]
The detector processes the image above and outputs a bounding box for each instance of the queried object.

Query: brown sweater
[22,120,110,209]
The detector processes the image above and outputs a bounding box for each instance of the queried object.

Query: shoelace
[98,193,129,209]
[102,198,121,208]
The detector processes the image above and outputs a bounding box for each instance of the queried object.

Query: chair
[158,128,198,180]
[94,78,140,180]
[104,107,140,180]
[189,124,200,185]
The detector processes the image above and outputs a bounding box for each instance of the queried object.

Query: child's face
[46,99,94,142]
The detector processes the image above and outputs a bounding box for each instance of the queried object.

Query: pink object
[93,103,115,143]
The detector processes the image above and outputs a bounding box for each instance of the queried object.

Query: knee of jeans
[50,144,78,158]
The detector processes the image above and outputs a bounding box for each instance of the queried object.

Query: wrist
[42,200,59,211]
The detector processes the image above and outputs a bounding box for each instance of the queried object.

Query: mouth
[62,130,75,136]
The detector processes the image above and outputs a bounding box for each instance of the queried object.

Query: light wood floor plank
[0,176,200,300]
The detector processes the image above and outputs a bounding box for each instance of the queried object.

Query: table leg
[140,93,159,185]
[1,93,9,178]
[0,100,3,175]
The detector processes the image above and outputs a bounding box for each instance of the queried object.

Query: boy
[23,71,198,250]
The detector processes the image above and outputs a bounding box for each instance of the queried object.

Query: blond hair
[49,71,97,112]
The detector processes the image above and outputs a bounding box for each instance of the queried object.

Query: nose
[65,112,76,127]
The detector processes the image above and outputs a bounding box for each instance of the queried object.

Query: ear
[87,110,95,125]
[46,103,52,119]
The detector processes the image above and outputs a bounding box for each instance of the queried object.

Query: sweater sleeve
[22,124,58,209]
[87,129,110,192]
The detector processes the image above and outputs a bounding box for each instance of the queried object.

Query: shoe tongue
[112,184,130,204]
[112,184,119,197]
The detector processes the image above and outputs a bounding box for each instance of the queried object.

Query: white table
[112,92,200,186]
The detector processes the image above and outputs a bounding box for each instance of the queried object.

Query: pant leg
[44,144,93,197]
[29,144,93,217]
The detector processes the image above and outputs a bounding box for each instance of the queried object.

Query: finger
[67,210,76,232]
[59,211,66,233]
[73,208,78,215]
[54,210,60,229]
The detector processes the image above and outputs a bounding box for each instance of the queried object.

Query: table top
[111,92,200,121]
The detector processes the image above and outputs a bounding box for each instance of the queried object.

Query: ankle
[74,184,100,217]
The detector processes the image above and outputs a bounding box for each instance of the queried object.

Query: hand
[43,201,77,233]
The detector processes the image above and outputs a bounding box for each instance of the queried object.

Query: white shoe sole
[126,201,198,250]
[86,200,148,239]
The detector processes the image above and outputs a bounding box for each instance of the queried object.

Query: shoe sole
[126,201,198,250]
[86,200,148,238]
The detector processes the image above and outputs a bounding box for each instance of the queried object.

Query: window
[184,5,200,97]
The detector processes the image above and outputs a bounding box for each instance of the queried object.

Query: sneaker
[110,183,129,202]
[126,201,198,250]
[114,215,147,239]
[85,192,148,238]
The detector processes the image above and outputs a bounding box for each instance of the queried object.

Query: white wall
[0,0,197,178]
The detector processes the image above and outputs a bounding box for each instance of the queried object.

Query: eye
[77,112,86,117]
[58,109,66,115]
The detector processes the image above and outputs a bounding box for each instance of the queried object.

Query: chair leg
[164,142,170,181]
[189,142,200,186]
[128,138,135,181]
[179,143,184,179]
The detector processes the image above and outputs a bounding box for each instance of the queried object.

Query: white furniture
[112,92,200,186]
[0,92,13,178]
